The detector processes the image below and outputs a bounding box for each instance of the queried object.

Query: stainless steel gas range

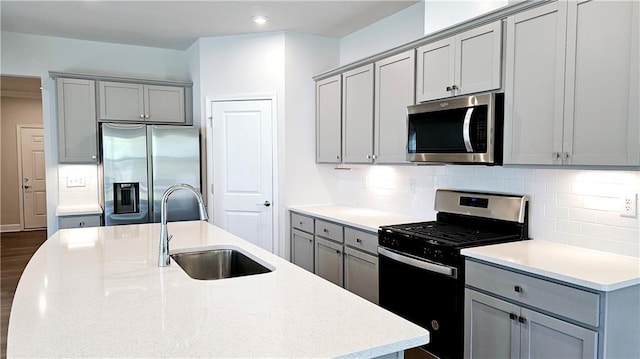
[378,189,530,359]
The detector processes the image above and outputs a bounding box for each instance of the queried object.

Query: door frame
[205,94,279,255]
[16,124,46,231]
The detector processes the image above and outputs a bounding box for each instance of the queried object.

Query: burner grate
[395,222,509,244]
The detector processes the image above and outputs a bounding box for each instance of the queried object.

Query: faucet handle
[168,234,173,242]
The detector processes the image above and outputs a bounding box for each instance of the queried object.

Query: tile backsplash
[57,164,100,207]
[336,165,640,257]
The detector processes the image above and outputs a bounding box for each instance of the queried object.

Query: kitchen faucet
[158,183,209,267]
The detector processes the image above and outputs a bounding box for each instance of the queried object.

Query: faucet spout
[158,184,208,267]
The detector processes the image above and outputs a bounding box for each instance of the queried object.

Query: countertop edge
[56,204,103,216]
[462,251,640,292]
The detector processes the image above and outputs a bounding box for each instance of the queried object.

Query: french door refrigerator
[100,123,201,226]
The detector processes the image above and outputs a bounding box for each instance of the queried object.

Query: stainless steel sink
[170,248,272,280]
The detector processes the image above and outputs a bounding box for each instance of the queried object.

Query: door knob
[263,201,271,207]
[24,184,31,189]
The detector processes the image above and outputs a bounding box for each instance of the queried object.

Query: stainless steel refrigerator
[100,123,201,226]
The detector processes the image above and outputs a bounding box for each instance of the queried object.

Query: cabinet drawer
[344,227,378,255]
[315,219,344,243]
[59,215,101,229]
[466,260,600,327]
[291,212,314,233]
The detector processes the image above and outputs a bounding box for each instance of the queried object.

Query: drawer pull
[323,228,328,233]
[514,285,523,293]
[356,238,362,243]
[79,222,85,227]
[299,221,303,225]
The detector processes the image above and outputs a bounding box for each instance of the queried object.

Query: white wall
[0,31,190,234]
[193,32,340,258]
[423,0,509,35]
[339,2,425,65]
[283,32,340,258]
[337,165,640,257]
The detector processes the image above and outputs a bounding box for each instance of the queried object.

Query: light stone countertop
[289,204,426,233]
[55,204,103,216]
[8,220,429,358]
[461,240,640,292]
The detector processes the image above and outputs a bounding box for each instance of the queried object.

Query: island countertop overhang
[7,221,428,358]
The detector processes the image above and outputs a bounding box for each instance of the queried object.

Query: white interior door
[20,127,47,229]
[210,100,274,252]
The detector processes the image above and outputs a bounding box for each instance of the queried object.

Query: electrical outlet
[620,193,637,218]
[67,176,85,188]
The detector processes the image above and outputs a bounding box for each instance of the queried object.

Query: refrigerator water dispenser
[114,183,139,214]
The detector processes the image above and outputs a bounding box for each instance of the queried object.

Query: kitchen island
[7,221,428,358]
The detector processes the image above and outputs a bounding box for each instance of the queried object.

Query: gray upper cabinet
[342,64,374,164]
[505,0,639,166]
[56,78,98,163]
[98,81,186,124]
[503,2,567,165]
[316,75,342,163]
[374,50,415,164]
[416,20,502,102]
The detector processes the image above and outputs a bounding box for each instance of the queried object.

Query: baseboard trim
[0,224,22,233]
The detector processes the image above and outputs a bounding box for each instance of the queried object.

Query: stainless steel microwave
[407,92,504,165]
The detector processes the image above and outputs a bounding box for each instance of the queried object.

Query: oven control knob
[433,249,444,260]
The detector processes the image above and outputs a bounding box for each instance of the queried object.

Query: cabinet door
[374,50,415,163]
[145,85,185,124]
[416,38,455,102]
[291,229,314,272]
[563,0,640,165]
[98,81,145,121]
[314,237,343,286]
[316,75,342,163]
[342,64,374,163]
[455,20,503,96]
[464,289,520,359]
[503,2,568,165]
[344,247,378,304]
[56,78,98,163]
[520,308,597,359]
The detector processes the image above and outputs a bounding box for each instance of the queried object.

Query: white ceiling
[0,1,419,50]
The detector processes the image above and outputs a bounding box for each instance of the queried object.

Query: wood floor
[0,230,47,359]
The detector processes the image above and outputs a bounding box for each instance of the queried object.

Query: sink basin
[170,248,272,280]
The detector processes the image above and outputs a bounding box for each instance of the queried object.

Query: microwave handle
[462,108,474,152]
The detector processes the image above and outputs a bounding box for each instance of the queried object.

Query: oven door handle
[378,247,457,278]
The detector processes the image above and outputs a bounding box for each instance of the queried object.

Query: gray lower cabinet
[290,212,315,272]
[315,236,344,287]
[290,211,379,304]
[464,259,640,359]
[291,229,314,273]
[344,247,378,304]
[58,214,102,229]
[56,78,98,163]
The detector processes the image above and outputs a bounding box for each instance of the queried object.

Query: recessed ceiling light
[252,15,269,25]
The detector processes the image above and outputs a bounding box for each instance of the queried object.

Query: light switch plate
[67,176,85,188]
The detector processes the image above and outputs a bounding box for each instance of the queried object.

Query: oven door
[378,247,463,359]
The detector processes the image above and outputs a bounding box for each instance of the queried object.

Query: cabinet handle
[323,228,328,233]
[140,114,145,119]
[446,86,452,92]
[366,155,371,159]
[145,114,150,119]
[451,85,458,90]
[336,155,340,160]
[514,285,523,293]
[509,313,517,321]
[518,316,526,324]
[335,249,341,254]
[356,238,362,243]
[372,154,377,160]
[552,152,561,159]
[308,238,312,243]
[299,221,304,225]
[91,155,96,160]
[79,222,85,227]
[562,152,570,160]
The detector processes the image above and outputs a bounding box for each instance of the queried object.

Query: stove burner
[386,221,519,247]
